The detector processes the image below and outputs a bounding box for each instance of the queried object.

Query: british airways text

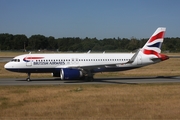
[33,61,65,65]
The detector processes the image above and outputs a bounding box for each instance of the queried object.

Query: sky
[0,0,180,39]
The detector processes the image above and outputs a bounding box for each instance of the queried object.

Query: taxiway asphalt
[0,57,13,62]
[0,76,180,86]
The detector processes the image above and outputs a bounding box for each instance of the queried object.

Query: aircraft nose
[4,62,12,69]
[4,62,19,72]
[4,63,8,69]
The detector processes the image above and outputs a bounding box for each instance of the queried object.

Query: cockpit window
[11,59,20,62]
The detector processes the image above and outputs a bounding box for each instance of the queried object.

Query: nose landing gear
[26,73,31,82]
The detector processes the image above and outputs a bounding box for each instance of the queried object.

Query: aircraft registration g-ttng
[4,27,169,82]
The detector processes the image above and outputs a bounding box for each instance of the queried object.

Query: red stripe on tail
[143,49,169,61]
[148,31,165,43]
[143,49,160,57]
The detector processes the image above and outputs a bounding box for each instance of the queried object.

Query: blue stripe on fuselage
[5,68,56,73]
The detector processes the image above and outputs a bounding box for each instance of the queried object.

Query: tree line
[0,33,179,52]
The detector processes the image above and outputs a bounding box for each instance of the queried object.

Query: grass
[0,51,26,57]
[0,84,180,119]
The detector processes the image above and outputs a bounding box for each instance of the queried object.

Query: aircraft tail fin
[142,27,166,53]
[142,27,168,61]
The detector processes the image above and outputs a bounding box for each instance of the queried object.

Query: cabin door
[26,56,32,66]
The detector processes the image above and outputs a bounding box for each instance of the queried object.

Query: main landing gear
[26,73,31,82]
[85,76,94,82]
[84,70,94,82]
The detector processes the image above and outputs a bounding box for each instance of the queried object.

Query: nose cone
[4,62,12,70]
[4,63,8,69]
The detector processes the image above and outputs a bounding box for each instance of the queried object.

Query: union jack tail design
[142,27,168,61]
[142,27,166,53]
[142,27,169,60]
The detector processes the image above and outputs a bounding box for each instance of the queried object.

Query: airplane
[4,27,169,82]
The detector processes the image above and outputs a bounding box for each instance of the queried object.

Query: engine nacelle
[60,68,83,80]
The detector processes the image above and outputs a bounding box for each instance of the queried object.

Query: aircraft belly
[92,66,140,73]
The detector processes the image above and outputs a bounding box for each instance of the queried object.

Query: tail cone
[159,54,169,61]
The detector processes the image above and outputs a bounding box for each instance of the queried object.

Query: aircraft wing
[56,62,122,69]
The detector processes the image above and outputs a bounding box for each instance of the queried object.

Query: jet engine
[52,68,83,80]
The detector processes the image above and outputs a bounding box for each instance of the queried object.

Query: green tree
[0,34,13,50]
[28,35,47,50]
[13,35,28,50]
[47,36,57,50]
[127,37,140,51]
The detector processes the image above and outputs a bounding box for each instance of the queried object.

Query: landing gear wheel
[89,76,94,82]
[85,76,94,82]
[26,78,31,82]
[82,70,94,82]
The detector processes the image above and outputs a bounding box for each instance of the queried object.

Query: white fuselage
[4,51,157,73]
